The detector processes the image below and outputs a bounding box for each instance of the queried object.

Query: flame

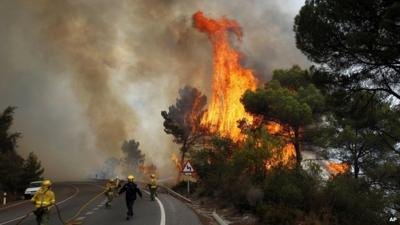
[327,163,349,176]
[192,12,295,168]
[139,163,157,177]
[266,122,282,135]
[170,153,182,172]
[265,122,297,167]
[193,11,258,141]
[187,91,205,133]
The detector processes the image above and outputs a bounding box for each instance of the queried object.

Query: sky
[0,0,308,180]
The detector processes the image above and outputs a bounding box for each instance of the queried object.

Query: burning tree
[242,66,325,165]
[192,12,304,168]
[161,85,207,165]
[193,11,258,141]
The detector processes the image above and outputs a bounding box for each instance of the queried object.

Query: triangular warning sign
[182,161,195,173]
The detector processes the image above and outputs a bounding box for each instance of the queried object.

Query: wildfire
[265,122,297,167]
[327,163,349,176]
[139,163,157,177]
[192,12,297,167]
[170,153,182,172]
[193,11,258,141]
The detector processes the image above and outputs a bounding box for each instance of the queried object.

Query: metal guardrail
[160,184,231,225]
[159,184,192,203]
[212,211,229,225]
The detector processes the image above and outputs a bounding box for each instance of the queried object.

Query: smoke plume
[0,0,308,180]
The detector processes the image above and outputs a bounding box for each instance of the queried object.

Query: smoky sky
[0,0,308,180]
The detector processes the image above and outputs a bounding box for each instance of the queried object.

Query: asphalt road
[0,181,202,225]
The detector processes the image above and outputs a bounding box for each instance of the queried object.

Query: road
[0,181,202,225]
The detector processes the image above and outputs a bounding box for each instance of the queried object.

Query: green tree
[324,92,397,179]
[0,107,21,154]
[0,107,23,192]
[19,152,44,192]
[294,0,400,100]
[258,167,322,225]
[161,86,207,164]
[242,66,324,165]
[324,175,387,225]
[0,153,23,192]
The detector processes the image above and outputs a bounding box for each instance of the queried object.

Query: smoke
[0,0,308,180]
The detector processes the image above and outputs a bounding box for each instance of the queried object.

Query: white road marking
[86,211,93,215]
[0,201,29,211]
[143,190,166,225]
[76,216,85,221]
[0,185,80,225]
[156,196,166,225]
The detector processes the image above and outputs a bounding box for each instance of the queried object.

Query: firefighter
[148,174,158,201]
[31,179,55,225]
[118,175,142,220]
[104,179,116,208]
[115,176,121,188]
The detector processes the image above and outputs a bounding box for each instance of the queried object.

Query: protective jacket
[105,181,116,194]
[31,188,55,208]
[149,178,157,189]
[119,182,142,200]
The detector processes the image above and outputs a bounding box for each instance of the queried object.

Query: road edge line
[155,196,166,225]
[160,184,229,225]
[143,190,165,225]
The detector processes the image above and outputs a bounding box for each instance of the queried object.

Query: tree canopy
[324,92,397,178]
[0,107,44,193]
[242,66,324,164]
[294,0,400,100]
[161,85,207,164]
[0,107,21,154]
[121,139,145,175]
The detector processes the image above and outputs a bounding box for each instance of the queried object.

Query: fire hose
[16,191,105,225]
[15,204,76,225]
[15,187,106,225]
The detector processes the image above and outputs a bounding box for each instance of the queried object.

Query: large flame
[193,11,296,167]
[193,11,257,141]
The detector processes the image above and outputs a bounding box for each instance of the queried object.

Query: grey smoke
[0,0,308,180]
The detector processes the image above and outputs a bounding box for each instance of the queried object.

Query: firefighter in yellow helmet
[31,179,55,225]
[148,174,158,201]
[104,178,116,208]
[118,175,142,220]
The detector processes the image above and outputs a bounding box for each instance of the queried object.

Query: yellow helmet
[42,179,52,187]
[150,174,156,178]
[127,175,135,182]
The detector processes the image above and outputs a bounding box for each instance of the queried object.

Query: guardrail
[212,211,229,225]
[159,184,192,203]
[160,184,231,225]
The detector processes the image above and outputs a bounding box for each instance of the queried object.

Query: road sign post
[182,161,195,196]
[3,192,6,205]
[187,178,190,196]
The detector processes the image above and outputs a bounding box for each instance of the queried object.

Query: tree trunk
[293,127,302,165]
[180,141,188,167]
[354,159,359,179]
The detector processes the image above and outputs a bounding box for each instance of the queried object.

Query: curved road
[0,181,202,225]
